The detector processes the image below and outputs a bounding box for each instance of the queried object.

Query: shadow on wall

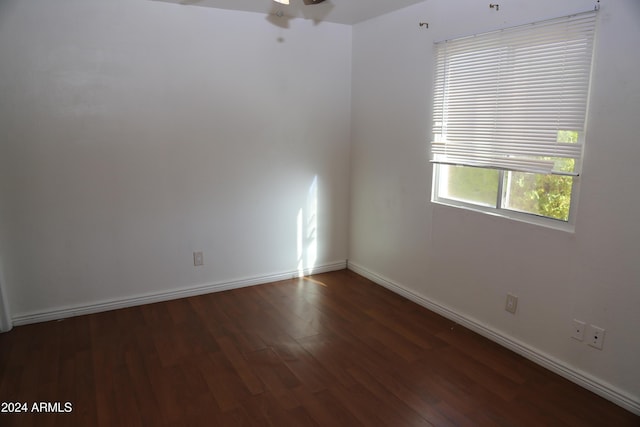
[297,175,318,277]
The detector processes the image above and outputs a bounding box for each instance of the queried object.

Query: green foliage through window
[438,131,579,222]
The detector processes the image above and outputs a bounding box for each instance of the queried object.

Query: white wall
[0,262,11,332]
[350,0,640,413]
[0,0,351,319]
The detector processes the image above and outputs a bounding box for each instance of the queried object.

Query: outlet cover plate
[571,319,586,341]
[505,293,518,314]
[587,324,605,350]
[193,251,204,266]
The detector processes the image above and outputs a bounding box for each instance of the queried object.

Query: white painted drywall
[350,0,639,410]
[0,0,351,318]
[0,265,11,332]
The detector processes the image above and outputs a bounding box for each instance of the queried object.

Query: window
[431,11,597,226]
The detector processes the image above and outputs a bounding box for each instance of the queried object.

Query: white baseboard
[11,260,347,327]
[347,260,640,416]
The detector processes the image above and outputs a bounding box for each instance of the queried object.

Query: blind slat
[431,11,596,175]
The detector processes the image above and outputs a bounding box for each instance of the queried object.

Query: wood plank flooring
[0,270,637,426]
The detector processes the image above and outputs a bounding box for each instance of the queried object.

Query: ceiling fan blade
[302,0,326,5]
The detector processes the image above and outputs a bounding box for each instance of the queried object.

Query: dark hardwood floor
[0,270,637,426]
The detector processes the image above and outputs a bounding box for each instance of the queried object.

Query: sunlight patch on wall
[296,175,318,277]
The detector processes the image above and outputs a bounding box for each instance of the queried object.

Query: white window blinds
[431,11,597,176]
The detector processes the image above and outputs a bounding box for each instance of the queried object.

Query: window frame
[432,166,580,232]
[430,11,597,231]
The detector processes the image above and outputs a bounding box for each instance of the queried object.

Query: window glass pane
[502,171,574,221]
[438,165,499,207]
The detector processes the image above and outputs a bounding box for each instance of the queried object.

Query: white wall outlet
[193,251,204,266]
[571,319,586,341]
[505,293,518,314]
[587,324,605,350]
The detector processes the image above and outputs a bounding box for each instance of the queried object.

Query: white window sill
[431,198,576,233]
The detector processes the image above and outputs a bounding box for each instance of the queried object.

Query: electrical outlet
[505,293,518,314]
[571,319,586,341]
[587,325,605,350]
[193,251,204,266]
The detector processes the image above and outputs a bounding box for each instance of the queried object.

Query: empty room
[0,0,638,425]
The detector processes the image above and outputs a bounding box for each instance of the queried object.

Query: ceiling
[154,0,427,25]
